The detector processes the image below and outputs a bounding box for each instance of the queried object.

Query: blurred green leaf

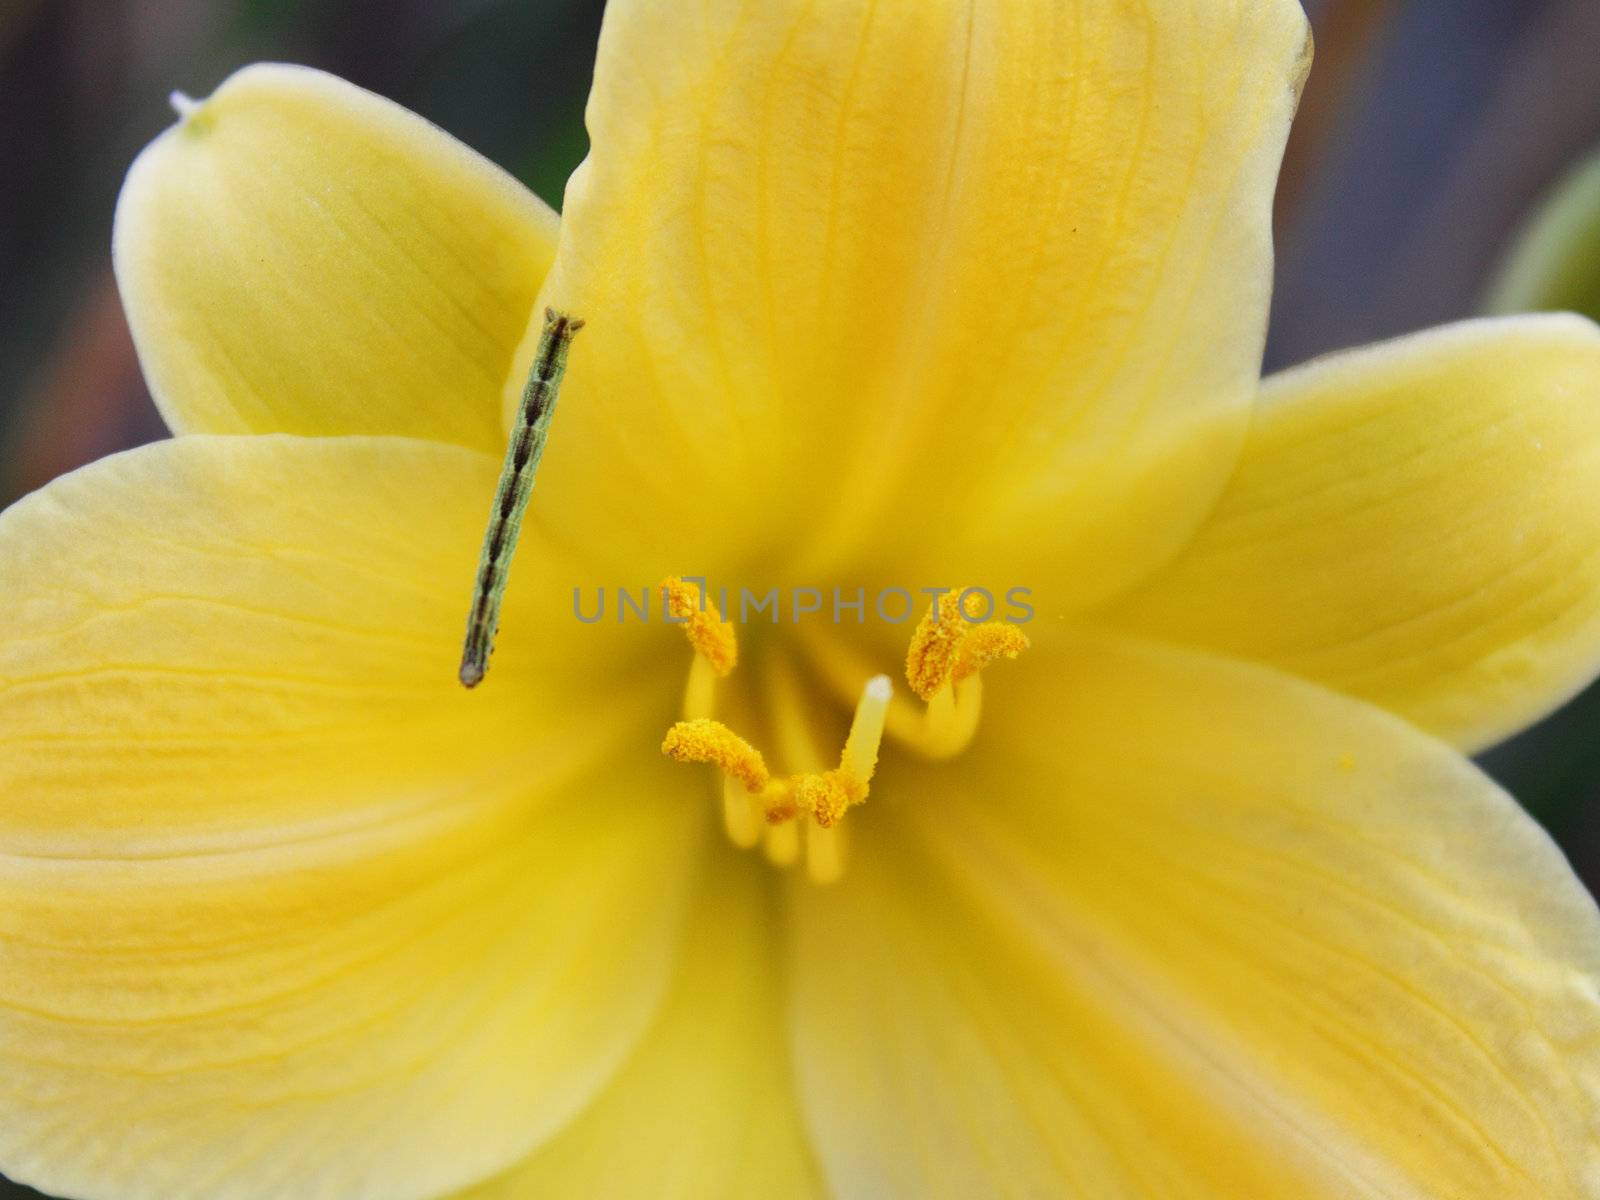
[1484,145,1600,320]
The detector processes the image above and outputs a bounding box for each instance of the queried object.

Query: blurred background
[0,0,1598,1192]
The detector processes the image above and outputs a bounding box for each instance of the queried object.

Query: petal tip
[166,89,215,137]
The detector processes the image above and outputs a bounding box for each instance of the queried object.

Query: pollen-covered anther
[906,588,1031,701]
[790,771,867,828]
[789,673,892,829]
[905,590,969,702]
[661,577,737,676]
[889,589,1031,760]
[660,677,891,880]
[760,786,804,825]
[661,719,768,793]
[952,622,1031,686]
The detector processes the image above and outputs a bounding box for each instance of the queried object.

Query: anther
[905,590,969,702]
[799,593,1029,761]
[661,577,737,676]
[952,622,1030,687]
[661,720,769,793]
[784,674,891,828]
[659,676,892,882]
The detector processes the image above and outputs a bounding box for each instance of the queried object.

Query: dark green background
[1,0,1598,1194]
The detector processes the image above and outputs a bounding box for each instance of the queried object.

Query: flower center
[446,319,1024,883]
[657,577,1029,883]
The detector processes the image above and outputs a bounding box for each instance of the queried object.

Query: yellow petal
[1108,315,1600,752]
[0,434,650,850]
[458,854,822,1200]
[115,64,557,451]
[527,0,1310,596]
[0,435,703,1200]
[790,633,1600,1199]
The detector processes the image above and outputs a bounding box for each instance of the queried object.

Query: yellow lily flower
[6,2,1600,1197]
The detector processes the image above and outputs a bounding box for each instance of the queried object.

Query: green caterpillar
[458,308,584,688]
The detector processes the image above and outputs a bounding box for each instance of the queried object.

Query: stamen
[764,819,802,866]
[905,590,968,702]
[661,719,769,793]
[806,822,847,885]
[916,678,983,759]
[793,772,860,829]
[784,673,891,828]
[760,788,803,824]
[721,775,762,849]
[659,673,892,881]
[760,650,830,827]
[661,577,737,676]
[681,655,716,721]
[658,577,1019,876]
[765,648,830,773]
[798,596,1028,761]
[457,309,584,688]
[953,622,1030,686]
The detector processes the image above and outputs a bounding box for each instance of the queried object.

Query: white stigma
[841,674,893,784]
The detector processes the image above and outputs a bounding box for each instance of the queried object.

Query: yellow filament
[656,582,892,883]
[911,678,982,759]
[658,583,1024,882]
[662,576,1024,876]
[799,611,1027,762]
[661,576,737,676]
[785,673,891,828]
[722,775,761,849]
[682,653,717,721]
[768,649,870,883]
[660,670,891,884]
[765,649,831,773]
[793,626,920,737]
[806,822,847,885]
[761,648,831,860]
[764,818,801,866]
